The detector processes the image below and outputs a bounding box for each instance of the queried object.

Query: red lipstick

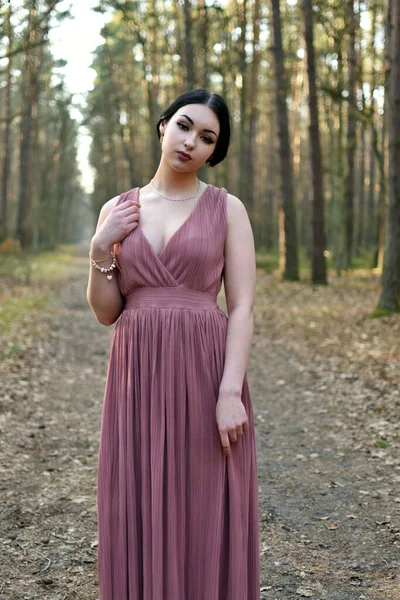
[177,151,192,161]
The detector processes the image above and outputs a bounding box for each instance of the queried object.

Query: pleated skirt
[97,305,260,599]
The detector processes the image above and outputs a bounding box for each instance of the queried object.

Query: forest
[0,0,399,312]
[1,2,400,597]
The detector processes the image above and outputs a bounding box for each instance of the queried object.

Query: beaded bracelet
[89,250,117,280]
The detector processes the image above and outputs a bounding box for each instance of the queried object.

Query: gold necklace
[150,178,200,201]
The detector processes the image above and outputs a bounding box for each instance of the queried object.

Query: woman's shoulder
[217,187,248,226]
[107,187,137,209]
[97,195,119,220]
[106,194,122,209]
[98,189,133,220]
[211,184,242,205]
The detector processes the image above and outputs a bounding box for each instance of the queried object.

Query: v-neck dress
[96,183,260,600]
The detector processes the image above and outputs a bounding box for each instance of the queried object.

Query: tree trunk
[16,0,57,249]
[357,122,366,251]
[379,0,400,311]
[302,0,327,284]
[172,0,185,91]
[367,0,378,252]
[238,0,249,203]
[367,127,376,250]
[356,3,367,255]
[265,108,276,251]
[343,0,357,268]
[148,0,161,176]
[335,46,345,275]
[16,1,42,249]
[0,0,13,242]
[199,0,210,89]
[183,0,194,89]
[243,0,262,221]
[269,0,299,280]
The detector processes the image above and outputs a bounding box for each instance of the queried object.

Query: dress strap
[214,186,228,241]
[112,189,135,258]
[115,189,134,207]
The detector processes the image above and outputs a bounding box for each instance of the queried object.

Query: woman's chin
[169,157,197,172]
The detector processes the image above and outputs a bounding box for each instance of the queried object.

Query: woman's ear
[159,119,166,137]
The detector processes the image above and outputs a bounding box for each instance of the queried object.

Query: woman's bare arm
[87,193,141,325]
[86,196,124,326]
[219,192,256,396]
[215,192,256,456]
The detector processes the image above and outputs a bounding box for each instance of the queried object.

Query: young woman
[87,88,260,599]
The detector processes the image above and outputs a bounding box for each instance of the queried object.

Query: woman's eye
[178,122,213,144]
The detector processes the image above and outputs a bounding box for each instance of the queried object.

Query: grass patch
[255,253,278,272]
[0,244,87,355]
[256,247,312,274]
[0,244,83,283]
[374,439,391,448]
[256,247,378,275]
[370,306,395,319]
[0,291,53,336]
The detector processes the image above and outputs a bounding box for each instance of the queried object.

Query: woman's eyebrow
[178,114,218,137]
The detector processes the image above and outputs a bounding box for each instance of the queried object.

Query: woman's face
[159,103,220,171]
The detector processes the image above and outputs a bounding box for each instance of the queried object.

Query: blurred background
[1,4,400,596]
[0,0,397,302]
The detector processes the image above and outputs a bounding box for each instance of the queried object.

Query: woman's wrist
[218,387,242,399]
[90,235,113,257]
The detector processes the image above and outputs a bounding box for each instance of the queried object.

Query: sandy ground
[0,248,399,599]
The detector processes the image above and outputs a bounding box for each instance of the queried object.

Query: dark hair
[155,88,231,167]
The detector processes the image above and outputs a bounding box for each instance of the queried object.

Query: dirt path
[1,251,399,599]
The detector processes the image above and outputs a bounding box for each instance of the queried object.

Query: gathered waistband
[123,286,219,311]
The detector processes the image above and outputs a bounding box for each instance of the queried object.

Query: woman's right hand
[93,198,141,250]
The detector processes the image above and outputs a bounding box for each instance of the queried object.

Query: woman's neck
[151,161,199,195]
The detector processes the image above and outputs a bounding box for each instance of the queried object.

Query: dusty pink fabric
[97,184,260,599]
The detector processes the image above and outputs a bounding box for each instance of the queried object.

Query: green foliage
[374,439,391,448]
[0,292,52,337]
[255,252,278,273]
[0,244,81,282]
[0,244,85,359]
[325,249,376,272]
[370,304,399,318]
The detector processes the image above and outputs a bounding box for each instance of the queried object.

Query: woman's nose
[184,135,196,149]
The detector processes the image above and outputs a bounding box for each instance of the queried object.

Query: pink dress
[97,183,260,599]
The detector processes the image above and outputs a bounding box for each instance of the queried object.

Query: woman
[87,88,260,599]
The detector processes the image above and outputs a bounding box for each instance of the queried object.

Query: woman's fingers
[229,430,237,443]
[216,400,249,456]
[228,424,246,444]
[219,430,231,456]
[118,202,140,225]
[119,201,141,216]
[221,424,248,455]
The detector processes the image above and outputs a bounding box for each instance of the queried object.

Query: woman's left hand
[216,392,249,457]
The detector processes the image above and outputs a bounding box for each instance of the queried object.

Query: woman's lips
[177,151,192,161]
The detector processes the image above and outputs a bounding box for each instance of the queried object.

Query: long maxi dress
[96,183,260,600]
